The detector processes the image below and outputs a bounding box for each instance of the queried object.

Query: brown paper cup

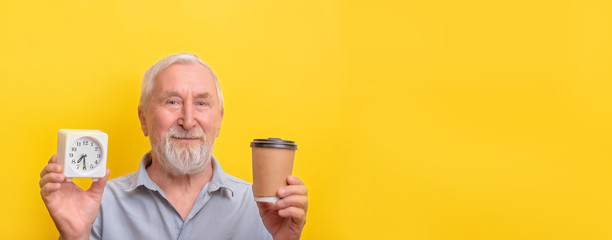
[251,138,297,203]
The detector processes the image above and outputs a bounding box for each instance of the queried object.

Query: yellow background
[1,0,611,239]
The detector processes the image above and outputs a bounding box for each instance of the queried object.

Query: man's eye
[197,102,206,106]
[168,100,178,104]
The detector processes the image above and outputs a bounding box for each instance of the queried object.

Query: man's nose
[178,103,196,130]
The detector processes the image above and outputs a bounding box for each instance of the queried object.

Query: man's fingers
[48,154,57,164]
[278,175,307,197]
[40,163,62,179]
[40,155,60,178]
[276,195,308,212]
[276,175,309,225]
[87,169,110,195]
[286,175,305,185]
[278,206,306,221]
[277,184,308,198]
[39,172,66,188]
[40,182,61,198]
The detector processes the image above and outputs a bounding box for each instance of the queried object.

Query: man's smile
[171,137,201,142]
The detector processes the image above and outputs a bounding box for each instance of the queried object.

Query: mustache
[167,127,205,140]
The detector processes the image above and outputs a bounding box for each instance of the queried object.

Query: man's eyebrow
[194,92,210,99]
[160,91,210,99]
[162,91,181,98]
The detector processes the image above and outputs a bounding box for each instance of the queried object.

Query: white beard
[152,126,212,176]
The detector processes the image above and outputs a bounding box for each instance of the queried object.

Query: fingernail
[278,188,286,196]
[277,200,284,207]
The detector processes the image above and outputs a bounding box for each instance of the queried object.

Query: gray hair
[139,53,224,113]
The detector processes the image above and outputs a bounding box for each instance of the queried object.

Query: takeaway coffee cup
[251,138,298,203]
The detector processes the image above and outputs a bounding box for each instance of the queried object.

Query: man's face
[138,62,223,175]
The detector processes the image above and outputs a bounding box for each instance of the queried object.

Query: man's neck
[146,156,213,220]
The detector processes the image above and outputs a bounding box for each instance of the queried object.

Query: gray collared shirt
[91,152,272,240]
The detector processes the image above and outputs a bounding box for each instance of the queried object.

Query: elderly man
[39,53,308,240]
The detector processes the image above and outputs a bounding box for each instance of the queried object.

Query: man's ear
[138,106,149,137]
[216,109,224,137]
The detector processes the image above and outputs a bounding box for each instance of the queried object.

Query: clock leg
[92,178,99,182]
[67,178,73,182]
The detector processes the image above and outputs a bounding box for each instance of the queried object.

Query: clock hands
[76,154,85,163]
[77,153,87,170]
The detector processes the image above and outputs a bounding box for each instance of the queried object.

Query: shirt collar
[126,151,235,198]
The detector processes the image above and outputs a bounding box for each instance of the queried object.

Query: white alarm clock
[57,129,108,182]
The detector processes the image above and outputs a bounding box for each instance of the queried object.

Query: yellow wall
[1,0,611,239]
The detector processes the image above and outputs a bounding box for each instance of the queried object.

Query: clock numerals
[68,137,104,173]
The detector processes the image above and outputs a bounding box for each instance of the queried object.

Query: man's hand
[257,176,308,240]
[39,154,110,240]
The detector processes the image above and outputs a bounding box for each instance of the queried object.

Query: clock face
[67,137,103,172]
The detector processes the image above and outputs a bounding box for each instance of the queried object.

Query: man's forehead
[156,63,213,80]
[153,63,216,94]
